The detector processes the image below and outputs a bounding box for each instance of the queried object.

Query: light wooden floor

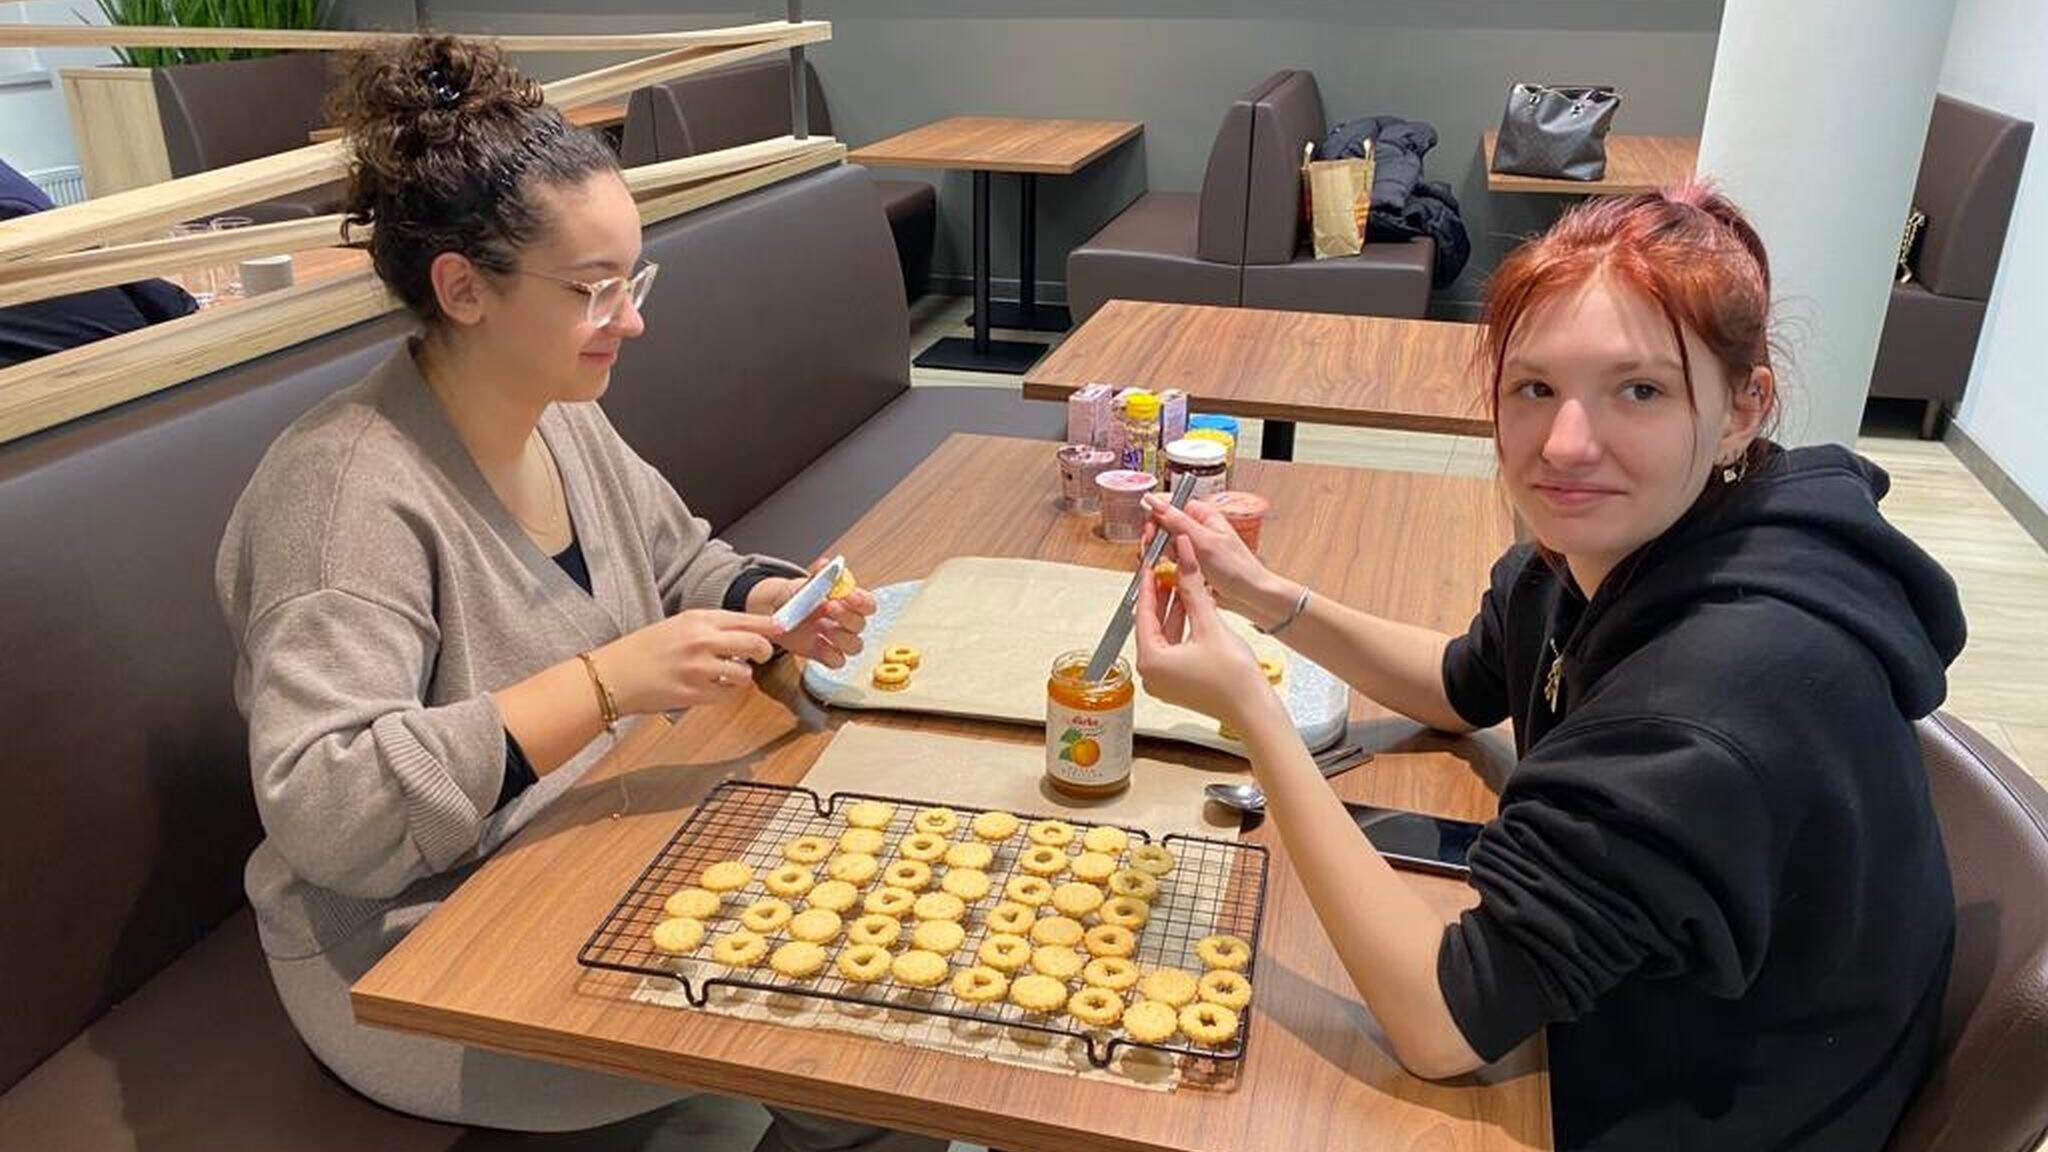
[908,295,2048,787]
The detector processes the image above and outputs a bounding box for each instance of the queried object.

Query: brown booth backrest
[1192,72,1288,266]
[1910,94,2034,302]
[152,52,339,176]
[1244,70,1327,265]
[620,56,834,168]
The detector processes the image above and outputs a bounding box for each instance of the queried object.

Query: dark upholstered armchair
[1870,94,2031,438]
[151,52,344,223]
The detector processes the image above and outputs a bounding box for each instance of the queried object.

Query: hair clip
[424,66,463,109]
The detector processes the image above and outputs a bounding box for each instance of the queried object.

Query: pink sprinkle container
[1095,470,1158,542]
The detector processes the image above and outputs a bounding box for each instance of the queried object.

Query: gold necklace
[507,434,566,540]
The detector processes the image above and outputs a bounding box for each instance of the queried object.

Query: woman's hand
[1143,494,1294,625]
[1134,535,1271,730]
[747,562,876,669]
[594,609,782,714]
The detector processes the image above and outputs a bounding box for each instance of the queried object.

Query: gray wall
[338,2,1724,313]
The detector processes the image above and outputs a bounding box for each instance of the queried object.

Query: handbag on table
[1491,83,1621,181]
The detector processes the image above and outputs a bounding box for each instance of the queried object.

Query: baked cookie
[951,965,1009,1004]
[940,867,992,902]
[763,864,816,898]
[970,810,1021,842]
[1018,846,1069,878]
[911,918,966,955]
[827,852,880,888]
[781,835,833,865]
[847,913,902,948]
[911,891,966,923]
[1127,843,1176,877]
[870,663,912,692]
[1195,933,1252,972]
[1257,655,1285,685]
[1008,974,1068,1014]
[898,832,949,862]
[699,861,753,893]
[882,644,922,670]
[1003,875,1053,906]
[985,900,1036,936]
[768,940,828,979]
[1138,967,1199,1008]
[1121,1000,1178,1044]
[1066,987,1124,1029]
[1030,945,1084,981]
[710,930,767,968]
[881,858,932,892]
[787,908,843,944]
[942,841,994,871]
[1028,915,1084,948]
[837,943,893,983]
[1098,896,1151,930]
[1080,825,1130,855]
[1082,924,1136,959]
[1050,882,1105,919]
[1198,969,1253,1011]
[663,887,720,920]
[806,880,860,914]
[1179,1002,1239,1047]
[890,949,949,988]
[651,917,705,954]
[828,566,858,600]
[976,933,1032,972]
[1069,851,1118,886]
[837,827,885,856]
[1082,956,1140,992]
[910,806,957,835]
[739,897,793,934]
[1026,819,1076,848]
[861,885,917,919]
[1108,869,1160,903]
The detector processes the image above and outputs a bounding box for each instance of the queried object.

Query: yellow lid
[1122,392,1161,419]
[1184,427,1236,452]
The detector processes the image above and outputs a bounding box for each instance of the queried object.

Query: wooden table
[352,433,1546,1152]
[1482,132,1698,195]
[1022,300,1491,460]
[851,116,1143,373]
[308,100,629,144]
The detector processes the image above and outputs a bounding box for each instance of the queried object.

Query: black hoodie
[1435,443,1965,1151]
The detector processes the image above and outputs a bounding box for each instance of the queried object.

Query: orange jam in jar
[1045,649,1136,798]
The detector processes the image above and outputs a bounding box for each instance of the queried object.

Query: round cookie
[970,809,1020,842]
[942,841,994,870]
[1028,915,1084,948]
[1082,956,1140,992]
[807,880,860,913]
[1179,1002,1240,1047]
[1081,825,1130,855]
[764,864,816,898]
[976,933,1032,972]
[768,940,828,980]
[847,913,902,948]
[1069,851,1118,886]
[951,965,1009,1004]
[1083,924,1136,959]
[940,867,992,902]
[1008,974,1068,1014]
[985,900,1036,936]
[651,917,705,954]
[1026,819,1076,848]
[883,644,922,669]
[899,833,949,863]
[838,828,885,856]
[1198,969,1253,1011]
[1128,843,1176,877]
[1098,896,1151,930]
[1121,1000,1179,1044]
[699,861,753,892]
[890,949,949,988]
[1258,655,1285,684]
[1108,869,1160,903]
[843,801,896,830]
[664,887,720,920]
[837,943,893,983]
[1050,882,1105,919]
[1066,987,1124,1029]
[870,662,912,691]
[911,806,957,834]
[1004,875,1053,907]
[1138,967,1199,1008]
[912,891,965,922]
[1195,933,1252,972]
[1018,846,1069,878]
[827,852,880,887]
[862,886,917,919]
[881,859,931,891]
[911,919,966,955]
[787,908,843,943]
[782,835,833,864]
[739,897,793,934]
[1030,945,1084,980]
[710,930,767,968]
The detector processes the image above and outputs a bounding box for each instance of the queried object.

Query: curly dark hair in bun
[330,34,619,324]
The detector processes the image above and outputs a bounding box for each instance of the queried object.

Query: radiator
[26,165,86,207]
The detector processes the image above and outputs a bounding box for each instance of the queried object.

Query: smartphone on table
[1342,803,1484,879]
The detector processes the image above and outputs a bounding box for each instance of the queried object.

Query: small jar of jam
[1045,649,1135,798]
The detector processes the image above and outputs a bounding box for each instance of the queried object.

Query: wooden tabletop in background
[1023,300,1493,438]
[352,434,1545,1152]
[1482,132,1698,195]
[849,116,1143,174]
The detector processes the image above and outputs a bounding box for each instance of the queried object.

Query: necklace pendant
[1544,640,1564,713]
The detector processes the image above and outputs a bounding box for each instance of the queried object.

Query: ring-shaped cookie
[710,930,767,967]
[985,901,1036,936]
[1083,923,1136,959]
[1066,987,1124,1028]
[1195,933,1252,972]
[1018,846,1069,878]
[1179,1002,1240,1046]
[1098,896,1151,930]
[739,897,793,934]
[1198,969,1253,1010]
[861,886,917,919]
[911,806,956,834]
[781,835,833,864]
[899,832,949,862]
[1108,869,1160,903]
[882,644,922,669]
[951,965,1009,1003]
[836,943,893,982]
[1083,956,1140,992]
[1026,819,1076,848]
[870,662,912,691]
[846,914,902,948]
[1004,875,1053,906]
[1128,843,1176,877]
[976,933,1032,972]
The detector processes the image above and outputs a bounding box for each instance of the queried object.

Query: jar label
[1046,700,1134,787]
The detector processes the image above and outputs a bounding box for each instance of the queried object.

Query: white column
[1697,0,1958,447]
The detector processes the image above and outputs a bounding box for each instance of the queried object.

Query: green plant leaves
[93,0,333,67]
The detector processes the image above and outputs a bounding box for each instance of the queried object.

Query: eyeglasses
[516,260,660,328]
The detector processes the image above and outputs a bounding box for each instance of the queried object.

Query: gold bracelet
[577,651,618,734]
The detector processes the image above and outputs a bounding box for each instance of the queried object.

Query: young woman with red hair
[1137,186,1964,1149]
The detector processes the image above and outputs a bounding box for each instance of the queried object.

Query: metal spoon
[1204,746,1369,814]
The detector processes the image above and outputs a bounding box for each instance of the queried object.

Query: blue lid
[1188,414,1240,436]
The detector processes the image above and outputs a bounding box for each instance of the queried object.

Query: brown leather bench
[1869,94,2032,439]
[0,163,1056,1150]
[622,56,936,304]
[152,52,346,223]
[1068,70,1432,325]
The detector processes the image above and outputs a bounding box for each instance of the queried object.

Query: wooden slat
[0,20,829,55]
[625,136,842,200]
[0,217,359,308]
[537,23,828,113]
[634,145,844,223]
